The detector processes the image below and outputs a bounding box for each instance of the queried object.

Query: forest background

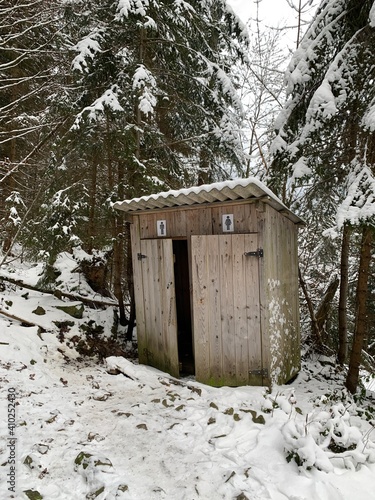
[1,0,374,394]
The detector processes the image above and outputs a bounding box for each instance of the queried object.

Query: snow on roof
[114,177,303,224]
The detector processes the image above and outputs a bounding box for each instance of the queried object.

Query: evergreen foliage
[269,0,375,391]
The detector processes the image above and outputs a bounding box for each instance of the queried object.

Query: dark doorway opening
[173,239,195,376]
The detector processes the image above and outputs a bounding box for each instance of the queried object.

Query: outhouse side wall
[259,204,301,385]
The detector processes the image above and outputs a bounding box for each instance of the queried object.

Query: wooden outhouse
[114,178,303,387]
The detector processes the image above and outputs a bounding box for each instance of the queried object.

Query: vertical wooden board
[170,209,187,237]
[187,206,212,236]
[243,233,263,384]
[242,204,258,233]
[233,204,246,233]
[219,235,236,381]
[232,204,257,233]
[199,206,213,235]
[266,208,281,383]
[159,239,179,377]
[130,218,147,364]
[139,213,153,239]
[191,235,210,383]
[211,206,223,234]
[231,234,250,384]
[140,239,160,367]
[186,210,198,237]
[206,235,223,384]
[256,204,270,385]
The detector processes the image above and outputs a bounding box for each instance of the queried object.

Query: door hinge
[137,253,147,260]
[249,368,268,378]
[244,248,263,258]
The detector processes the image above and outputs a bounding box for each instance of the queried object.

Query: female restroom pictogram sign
[222,214,234,232]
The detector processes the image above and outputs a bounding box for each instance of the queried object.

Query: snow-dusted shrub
[282,403,375,472]
[261,388,300,416]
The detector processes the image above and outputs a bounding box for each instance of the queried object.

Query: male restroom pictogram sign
[157,220,167,236]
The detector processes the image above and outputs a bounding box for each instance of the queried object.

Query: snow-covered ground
[0,255,374,500]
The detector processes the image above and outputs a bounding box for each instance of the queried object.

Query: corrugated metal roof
[113,177,303,224]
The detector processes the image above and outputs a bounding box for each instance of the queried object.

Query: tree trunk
[346,225,373,394]
[113,232,127,326]
[112,159,127,327]
[315,274,339,337]
[298,266,323,351]
[125,230,136,341]
[87,154,98,253]
[338,224,350,364]
[106,117,127,328]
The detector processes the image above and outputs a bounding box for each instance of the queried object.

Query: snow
[363,101,375,131]
[114,177,289,212]
[336,165,375,229]
[116,0,148,19]
[71,86,124,130]
[307,80,338,120]
[1,255,375,500]
[132,65,158,116]
[72,32,103,73]
[291,156,313,182]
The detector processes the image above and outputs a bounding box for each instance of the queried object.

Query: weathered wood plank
[244,233,262,385]
[187,207,212,236]
[140,239,157,364]
[219,235,236,381]
[139,213,154,239]
[130,218,147,364]
[191,235,210,383]
[159,240,179,377]
[170,209,187,237]
[207,235,223,385]
[256,203,270,385]
[232,234,249,384]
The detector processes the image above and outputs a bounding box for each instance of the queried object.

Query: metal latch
[249,368,268,377]
[244,249,263,258]
[137,253,147,260]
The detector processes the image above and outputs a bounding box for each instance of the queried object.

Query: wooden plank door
[132,238,179,378]
[191,234,263,386]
